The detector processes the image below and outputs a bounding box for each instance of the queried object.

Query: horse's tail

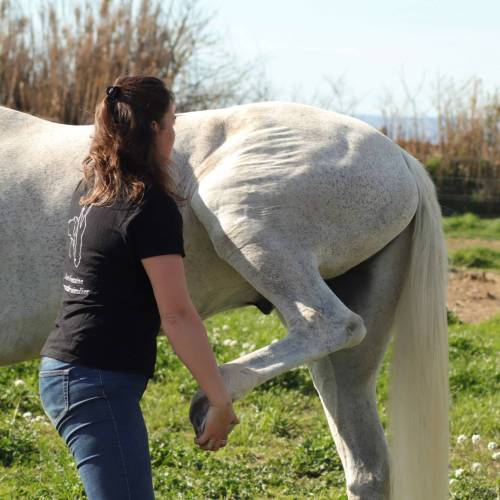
[388,149,449,500]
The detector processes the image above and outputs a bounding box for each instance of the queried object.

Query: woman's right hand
[194,401,240,452]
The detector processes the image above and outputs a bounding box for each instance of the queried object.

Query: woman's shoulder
[124,183,183,233]
[134,183,181,219]
[144,182,178,205]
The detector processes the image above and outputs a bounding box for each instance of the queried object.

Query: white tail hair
[388,149,449,500]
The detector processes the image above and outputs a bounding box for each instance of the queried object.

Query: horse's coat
[0,102,448,499]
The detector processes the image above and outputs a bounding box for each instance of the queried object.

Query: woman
[38,75,239,499]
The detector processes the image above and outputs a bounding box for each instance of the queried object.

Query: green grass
[1,309,499,499]
[443,213,500,240]
[449,247,500,270]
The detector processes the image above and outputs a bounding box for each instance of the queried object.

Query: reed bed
[0,0,266,123]
[1,0,498,213]
[380,77,499,214]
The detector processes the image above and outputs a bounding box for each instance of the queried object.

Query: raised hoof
[189,389,210,437]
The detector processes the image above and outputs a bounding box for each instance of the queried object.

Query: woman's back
[41,179,185,379]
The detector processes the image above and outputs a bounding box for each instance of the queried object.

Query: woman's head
[79,75,184,207]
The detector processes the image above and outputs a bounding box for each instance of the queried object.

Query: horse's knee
[285,305,366,359]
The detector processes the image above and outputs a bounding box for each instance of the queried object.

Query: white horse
[0,102,449,500]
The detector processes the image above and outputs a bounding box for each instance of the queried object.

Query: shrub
[0,417,39,466]
[449,247,500,269]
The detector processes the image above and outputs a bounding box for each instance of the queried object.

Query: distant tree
[318,73,366,116]
[0,0,273,123]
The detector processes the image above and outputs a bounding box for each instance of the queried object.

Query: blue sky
[202,0,500,115]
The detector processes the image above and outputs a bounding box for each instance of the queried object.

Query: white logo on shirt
[62,282,90,295]
[68,205,92,268]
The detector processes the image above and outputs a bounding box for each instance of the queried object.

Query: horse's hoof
[189,389,210,436]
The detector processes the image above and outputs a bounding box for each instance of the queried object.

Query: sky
[200,0,500,115]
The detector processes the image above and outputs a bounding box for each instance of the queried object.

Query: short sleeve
[125,186,185,259]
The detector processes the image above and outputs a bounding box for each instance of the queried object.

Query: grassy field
[1,213,499,498]
[449,247,500,270]
[445,214,500,271]
[1,309,499,499]
[443,214,500,241]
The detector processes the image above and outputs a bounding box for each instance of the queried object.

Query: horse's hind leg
[193,226,368,400]
[307,224,412,500]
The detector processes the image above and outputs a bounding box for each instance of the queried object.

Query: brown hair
[78,75,185,207]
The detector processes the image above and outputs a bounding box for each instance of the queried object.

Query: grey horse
[0,102,448,500]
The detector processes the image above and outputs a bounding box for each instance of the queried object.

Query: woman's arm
[141,254,231,406]
[141,253,239,452]
[160,305,231,407]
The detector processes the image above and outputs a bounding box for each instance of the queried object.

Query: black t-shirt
[40,179,185,379]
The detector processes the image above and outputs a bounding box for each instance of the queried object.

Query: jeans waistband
[39,356,148,385]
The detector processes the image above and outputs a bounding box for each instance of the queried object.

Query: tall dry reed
[378,76,499,214]
[0,0,270,123]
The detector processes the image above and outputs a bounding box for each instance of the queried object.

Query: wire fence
[432,176,500,216]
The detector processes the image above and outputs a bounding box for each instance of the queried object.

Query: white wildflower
[242,342,256,350]
[471,434,481,445]
[14,379,26,387]
[22,411,33,420]
[487,442,497,451]
[471,462,481,472]
[222,324,230,331]
[456,434,467,444]
[33,415,46,423]
[454,468,464,478]
[492,452,500,461]
[222,339,237,347]
[449,478,457,486]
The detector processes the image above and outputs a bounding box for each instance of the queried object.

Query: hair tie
[106,85,121,102]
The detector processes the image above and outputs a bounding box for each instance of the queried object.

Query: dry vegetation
[391,77,500,214]
[0,0,271,123]
[1,0,498,214]
[319,73,500,215]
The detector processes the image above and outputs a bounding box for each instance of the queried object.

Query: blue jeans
[38,356,155,499]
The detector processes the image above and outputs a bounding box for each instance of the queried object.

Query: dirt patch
[447,269,500,324]
[445,238,500,323]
